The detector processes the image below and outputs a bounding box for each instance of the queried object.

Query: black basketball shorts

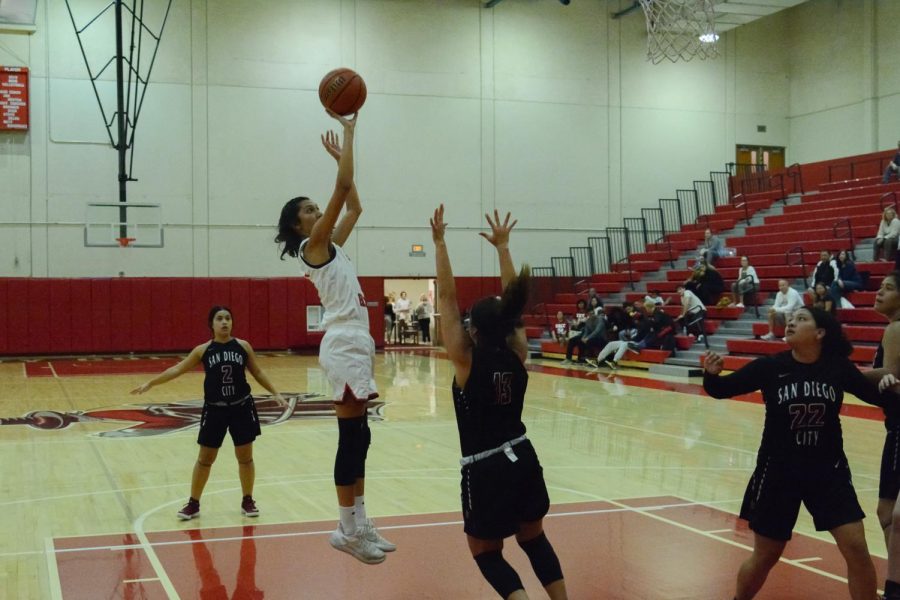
[880,428,900,500]
[197,397,261,449]
[460,440,551,540]
[740,455,864,541]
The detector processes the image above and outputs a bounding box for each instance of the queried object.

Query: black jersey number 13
[493,372,513,405]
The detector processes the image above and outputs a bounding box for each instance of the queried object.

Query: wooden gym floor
[0,348,890,599]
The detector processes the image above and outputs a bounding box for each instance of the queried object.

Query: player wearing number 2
[131,305,284,521]
[703,307,884,600]
[275,110,395,565]
[430,205,567,600]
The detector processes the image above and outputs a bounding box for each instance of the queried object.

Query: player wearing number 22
[131,306,285,521]
[703,306,892,600]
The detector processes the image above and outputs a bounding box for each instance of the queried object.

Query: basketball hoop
[116,237,136,248]
[637,0,719,64]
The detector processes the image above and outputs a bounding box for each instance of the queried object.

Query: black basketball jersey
[704,351,883,463]
[202,339,251,404]
[874,341,900,429]
[452,345,528,457]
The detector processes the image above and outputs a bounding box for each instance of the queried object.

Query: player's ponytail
[470,265,531,349]
[805,307,852,358]
[275,197,310,260]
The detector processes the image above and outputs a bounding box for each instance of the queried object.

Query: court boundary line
[43,537,63,600]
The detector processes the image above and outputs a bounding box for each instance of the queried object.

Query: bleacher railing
[786,246,809,285]
[710,171,732,206]
[787,163,803,195]
[827,156,892,183]
[880,191,898,212]
[832,219,856,260]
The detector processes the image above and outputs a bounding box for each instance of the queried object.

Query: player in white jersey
[275,110,393,565]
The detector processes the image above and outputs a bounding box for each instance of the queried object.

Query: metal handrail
[881,191,898,212]
[787,163,803,195]
[832,219,856,261]
[786,246,809,284]
[769,173,786,202]
[732,193,751,225]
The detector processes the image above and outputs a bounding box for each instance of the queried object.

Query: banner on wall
[0,66,28,130]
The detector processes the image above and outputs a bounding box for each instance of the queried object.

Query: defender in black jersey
[132,306,284,521]
[703,307,880,600]
[432,206,567,600]
[866,271,900,599]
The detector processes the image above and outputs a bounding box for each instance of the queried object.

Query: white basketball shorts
[319,323,379,403]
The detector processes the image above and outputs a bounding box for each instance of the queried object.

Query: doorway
[384,278,436,345]
[736,145,785,172]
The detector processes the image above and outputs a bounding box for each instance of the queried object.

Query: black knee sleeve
[519,533,564,587]
[356,421,371,479]
[335,417,367,486]
[473,550,523,599]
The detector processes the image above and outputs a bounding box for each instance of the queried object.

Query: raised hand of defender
[321,130,342,162]
[430,204,447,244]
[479,210,517,249]
[703,351,724,376]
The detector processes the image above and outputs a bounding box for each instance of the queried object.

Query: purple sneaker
[241,496,259,517]
[177,498,200,521]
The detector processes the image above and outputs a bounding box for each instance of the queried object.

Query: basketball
[318,68,367,116]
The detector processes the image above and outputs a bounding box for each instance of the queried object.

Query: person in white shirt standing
[274,111,394,565]
[394,291,412,324]
[763,279,805,341]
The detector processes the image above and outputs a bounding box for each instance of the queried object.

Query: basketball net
[638,0,719,64]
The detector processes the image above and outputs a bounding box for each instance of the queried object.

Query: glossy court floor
[0,347,891,599]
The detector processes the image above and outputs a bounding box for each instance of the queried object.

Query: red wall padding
[0,277,391,356]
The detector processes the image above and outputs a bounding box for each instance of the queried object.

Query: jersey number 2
[221,365,233,384]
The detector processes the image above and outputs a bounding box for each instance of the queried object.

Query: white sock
[355,495,367,526]
[339,506,357,535]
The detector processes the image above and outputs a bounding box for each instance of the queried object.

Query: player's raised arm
[431,205,472,381]
[306,111,356,256]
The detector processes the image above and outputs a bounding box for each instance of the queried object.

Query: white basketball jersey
[299,240,369,330]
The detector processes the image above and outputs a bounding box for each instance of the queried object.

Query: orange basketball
[318,68,367,116]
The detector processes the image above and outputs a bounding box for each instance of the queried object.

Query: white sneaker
[329,523,386,564]
[359,519,396,552]
[761,333,775,341]
[560,359,572,365]
[735,303,744,308]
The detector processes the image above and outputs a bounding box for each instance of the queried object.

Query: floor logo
[0,394,385,438]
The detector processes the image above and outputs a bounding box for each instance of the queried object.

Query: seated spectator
[588,302,654,370]
[811,282,837,315]
[763,279,804,340]
[731,255,759,308]
[874,206,900,262]
[830,249,863,308]
[605,302,631,340]
[883,141,900,184]
[562,307,606,365]
[588,295,604,315]
[700,228,725,265]
[642,301,677,352]
[644,290,666,306]
[586,287,601,308]
[808,250,838,293]
[573,299,588,329]
[676,285,707,340]
[685,261,725,306]
[551,311,569,344]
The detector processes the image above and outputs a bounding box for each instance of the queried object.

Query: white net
[638,0,719,64]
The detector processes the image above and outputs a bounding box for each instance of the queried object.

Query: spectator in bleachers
[763,279,804,340]
[551,311,569,345]
[573,299,588,327]
[586,287,601,308]
[831,249,864,309]
[808,250,838,293]
[811,282,837,315]
[605,302,631,341]
[676,285,707,341]
[731,255,760,309]
[875,207,900,262]
[588,295,604,314]
[883,141,900,184]
[581,307,608,356]
[644,290,666,306]
[685,260,725,306]
[644,302,677,353]
[700,228,725,265]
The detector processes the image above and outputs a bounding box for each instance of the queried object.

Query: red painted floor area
[53,497,887,599]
